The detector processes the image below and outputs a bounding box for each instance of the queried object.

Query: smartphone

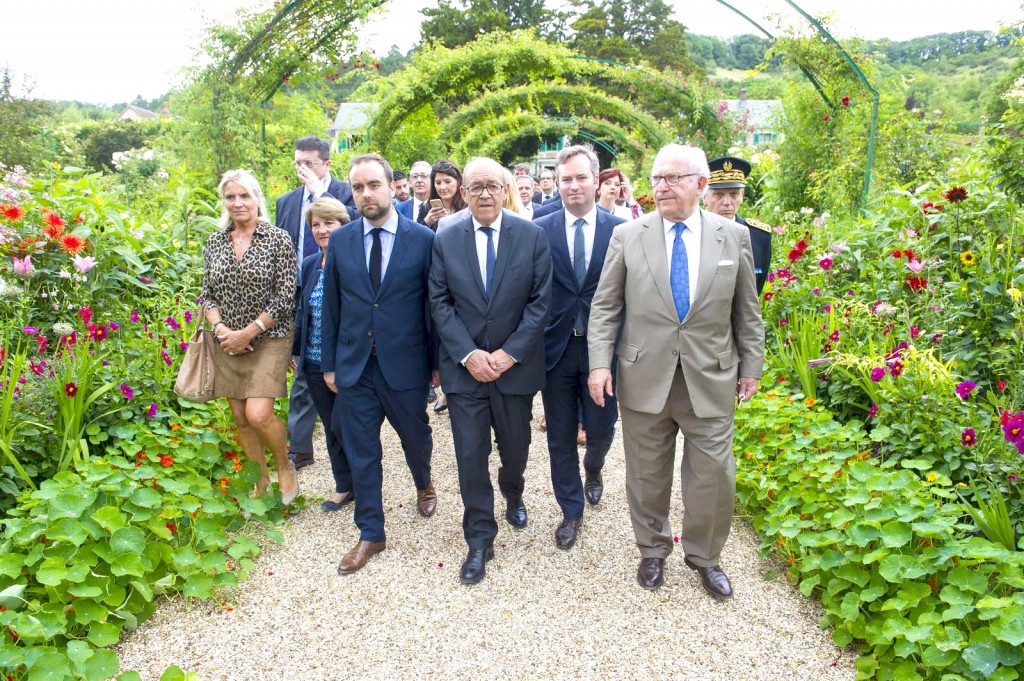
[430,199,443,210]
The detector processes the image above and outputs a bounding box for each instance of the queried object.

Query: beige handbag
[173,321,217,403]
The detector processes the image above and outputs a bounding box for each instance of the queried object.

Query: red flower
[165,522,176,534]
[942,186,968,203]
[841,96,850,106]
[961,428,977,447]
[892,249,902,258]
[997,380,1007,392]
[43,210,66,229]
[787,248,802,263]
[764,291,773,301]
[65,382,78,397]
[160,455,174,468]
[902,249,915,259]
[1,204,26,221]
[59,233,87,254]
[78,307,93,324]
[910,325,920,339]
[795,240,809,252]
[907,276,928,292]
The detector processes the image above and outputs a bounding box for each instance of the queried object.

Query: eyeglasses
[294,159,325,169]
[466,183,504,196]
[650,173,699,187]
[409,173,430,180]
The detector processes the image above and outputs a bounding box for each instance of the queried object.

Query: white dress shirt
[663,209,701,308]
[564,206,598,273]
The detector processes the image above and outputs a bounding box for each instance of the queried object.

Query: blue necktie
[301,194,318,258]
[670,222,690,321]
[481,227,496,298]
[572,218,587,334]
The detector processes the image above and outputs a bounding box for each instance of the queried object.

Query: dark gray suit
[429,209,552,548]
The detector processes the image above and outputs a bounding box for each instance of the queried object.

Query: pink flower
[12,255,34,277]
[867,403,878,419]
[72,255,96,274]
[130,310,140,323]
[165,316,181,331]
[823,114,830,121]
[22,326,39,335]
[997,380,1007,392]
[119,384,134,400]
[955,381,977,399]
[78,307,92,325]
[819,257,833,270]
[841,96,850,106]
[906,260,925,273]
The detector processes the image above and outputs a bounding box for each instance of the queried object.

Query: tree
[420,0,564,48]
[0,68,56,171]
[568,0,698,74]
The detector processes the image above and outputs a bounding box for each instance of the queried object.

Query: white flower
[59,270,72,279]
[52,321,75,337]
[800,207,814,215]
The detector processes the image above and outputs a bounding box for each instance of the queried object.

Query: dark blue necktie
[301,194,318,258]
[670,222,690,321]
[481,227,496,298]
[573,218,587,334]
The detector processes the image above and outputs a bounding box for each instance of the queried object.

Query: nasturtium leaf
[82,649,120,681]
[73,598,107,625]
[130,487,161,509]
[990,615,1024,646]
[0,552,25,578]
[68,582,104,599]
[921,645,958,667]
[159,666,187,681]
[118,671,143,681]
[0,583,27,609]
[183,574,212,599]
[110,526,146,555]
[111,553,145,577]
[947,567,988,593]
[880,521,912,548]
[66,639,95,666]
[47,518,89,546]
[25,647,72,680]
[92,506,127,533]
[87,621,121,647]
[35,558,70,587]
[48,491,96,520]
[962,643,1000,676]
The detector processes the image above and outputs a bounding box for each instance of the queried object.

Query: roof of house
[332,103,378,133]
[719,99,782,129]
[118,105,160,120]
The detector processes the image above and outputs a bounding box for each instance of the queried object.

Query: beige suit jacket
[588,209,764,418]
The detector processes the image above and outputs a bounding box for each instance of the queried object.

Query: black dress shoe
[321,492,355,512]
[289,452,314,470]
[555,517,581,550]
[637,557,665,590]
[684,557,733,599]
[505,498,528,529]
[427,386,437,404]
[460,546,495,585]
[433,400,448,414]
[584,469,603,505]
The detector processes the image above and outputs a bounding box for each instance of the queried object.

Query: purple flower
[138,276,153,284]
[867,403,878,419]
[1010,474,1019,483]
[161,351,172,366]
[180,341,189,352]
[184,310,193,324]
[961,428,977,447]
[108,322,120,331]
[955,381,977,399]
[870,367,885,382]
[130,310,140,323]
[146,402,158,418]
[165,316,181,330]
[119,384,134,400]
[22,326,39,335]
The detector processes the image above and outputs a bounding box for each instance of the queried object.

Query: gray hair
[556,144,600,180]
[410,160,432,175]
[652,143,710,178]
[217,169,269,229]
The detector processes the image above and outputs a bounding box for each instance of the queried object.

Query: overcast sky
[2,0,1020,105]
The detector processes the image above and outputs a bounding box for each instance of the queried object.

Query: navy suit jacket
[274,178,358,258]
[292,252,324,370]
[321,214,436,391]
[533,190,559,205]
[396,197,421,220]
[429,210,552,396]
[536,208,626,371]
[533,198,613,221]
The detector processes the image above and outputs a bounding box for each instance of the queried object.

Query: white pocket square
[717,259,734,267]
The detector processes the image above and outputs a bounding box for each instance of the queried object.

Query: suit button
[368,330,374,337]
[373,303,379,309]
[679,323,684,330]
[671,349,678,355]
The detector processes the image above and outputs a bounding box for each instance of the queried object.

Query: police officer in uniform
[704,157,772,294]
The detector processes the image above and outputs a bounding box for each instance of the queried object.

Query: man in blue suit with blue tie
[275,136,357,470]
[535,145,625,550]
[321,154,439,575]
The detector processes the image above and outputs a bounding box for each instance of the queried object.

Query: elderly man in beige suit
[588,143,764,598]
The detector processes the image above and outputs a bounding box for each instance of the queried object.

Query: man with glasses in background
[587,144,764,599]
[397,161,432,222]
[429,157,552,585]
[275,135,358,471]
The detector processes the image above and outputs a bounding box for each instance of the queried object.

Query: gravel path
[118,400,856,680]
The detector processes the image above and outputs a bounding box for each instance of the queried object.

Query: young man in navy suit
[429,157,552,585]
[275,136,357,470]
[535,145,625,550]
[321,154,439,575]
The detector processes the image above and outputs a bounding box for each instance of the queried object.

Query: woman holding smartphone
[416,159,465,231]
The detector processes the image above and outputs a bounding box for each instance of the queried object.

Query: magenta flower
[889,361,904,378]
[828,330,840,342]
[179,341,189,352]
[119,384,134,400]
[139,276,153,284]
[870,367,885,382]
[955,381,977,399]
[184,310,193,324]
[910,325,920,339]
[108,322,120,331]
[867,403,878,419]
[22,326,39,335]
[819,257,833,270]
[165,316,181,330]
[65,382,78,397]
[1010,474,1019,483]
[961,428,977,447]
[161,351,172,366]
[130,310,140,323]
[146,402,158,418]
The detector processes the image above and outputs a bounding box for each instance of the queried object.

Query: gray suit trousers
[619,365,736,567]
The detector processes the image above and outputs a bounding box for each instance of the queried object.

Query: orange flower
[59,233,87,254]
[1,204,26,221]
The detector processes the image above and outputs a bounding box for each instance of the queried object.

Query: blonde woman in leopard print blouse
[201,169,300,504]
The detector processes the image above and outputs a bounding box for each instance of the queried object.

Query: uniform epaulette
[745,218,773,233]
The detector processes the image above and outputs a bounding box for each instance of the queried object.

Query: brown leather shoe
[637,557,665,590]
[684,557,733,599]
[337,540,386,575]
[555,517,581,550]
[417,482,437,518]
[576,425,587,446]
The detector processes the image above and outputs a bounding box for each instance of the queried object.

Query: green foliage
[735,390,1024,680]
[421,0,564,48]
[0,69,58,172]
[986,75,1024,204]
[76,120,161,173]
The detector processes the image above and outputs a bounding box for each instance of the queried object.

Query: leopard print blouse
[200,220,297,339]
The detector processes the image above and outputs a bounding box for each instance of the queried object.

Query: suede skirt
[211,334,293,399]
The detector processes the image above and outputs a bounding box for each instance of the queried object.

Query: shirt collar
[662,207,700,236]
[472,210,504,233]
[364,209,399,236]
[565,206,598,229]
